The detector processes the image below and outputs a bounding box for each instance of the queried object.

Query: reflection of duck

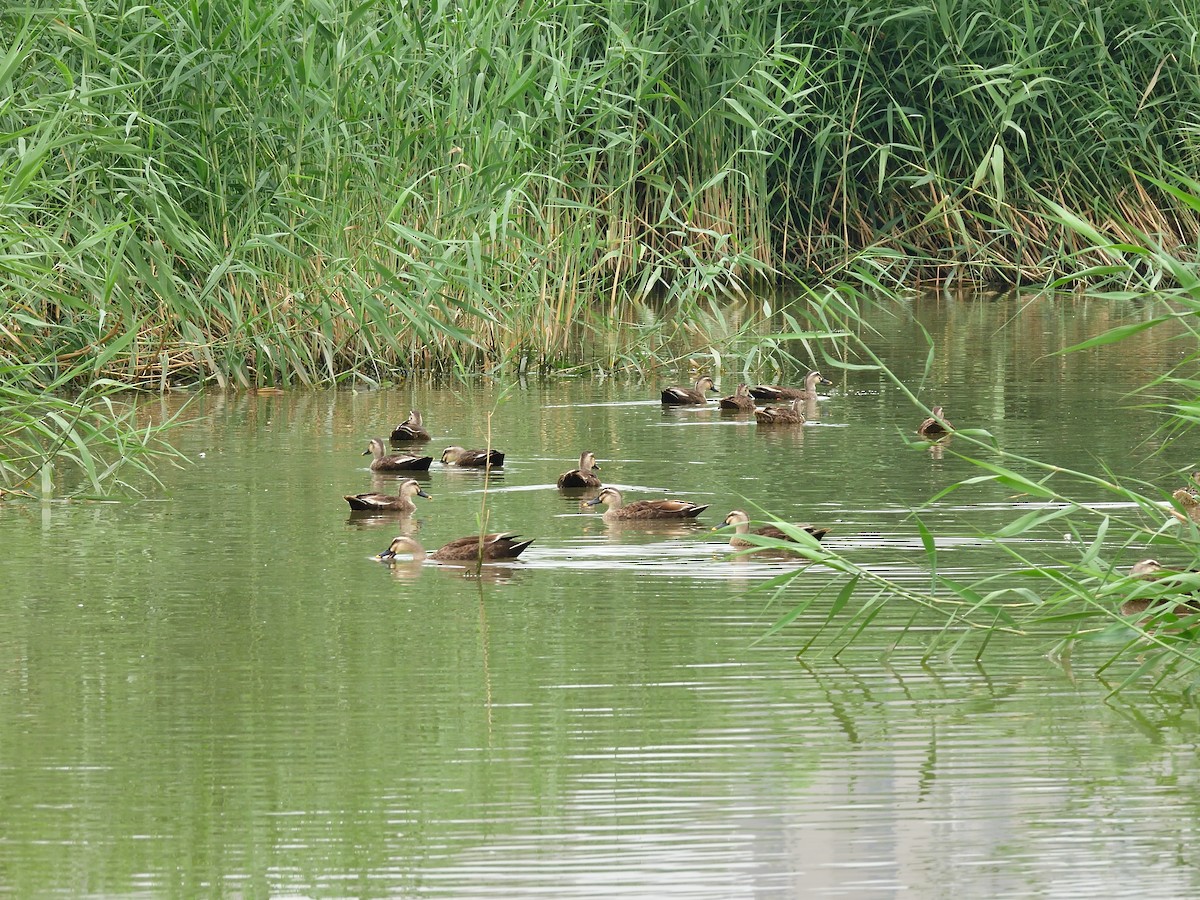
[661,376,717,405]
[917,406,953,438]
[719,509,829,550]
[440,446,505,468]
[718,383,756,411]
[390,410,430,442]
[364,438,433,471]
[585,486,708,522]
[755,399,805,426]
[557,451,601,489]
[1122,558,1200,616]
[749,371,832,401]
[344,478,432,513]
[376,533,533,562]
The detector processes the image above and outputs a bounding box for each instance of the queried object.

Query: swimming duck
[1169,488,1200,525]
[557,451,602,489]
[661,376,718,405]
[363,438,434,471]
[390,410,430,442]
[718,383,757,411]
[917,407,953,438]
[719,509,829,550]
[376,533,533,562]
[755,399,805,426]
[749,371,832,401]
[440,446,505,468]
[344,478,432,513]
[1122,558,1200,616]
[585,486,708,522]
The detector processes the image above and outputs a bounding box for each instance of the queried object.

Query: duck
[719,509,829,550]
[390,410,430,442]
[557,451,602,489]
[1122,558,1200,617]
[1169,488,1200,525]
[718,383,757,411]
[749,370,833,401]
[917,407,953,439]
[344,478,432,513]
[375,533,533,563]
[440,446,505,468]
[754,399,805,426]
[661,376,718,405]
[363,438,433,471]
[585,486,708,521]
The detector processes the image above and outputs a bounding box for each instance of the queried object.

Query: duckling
[917,407,953,438]
[344,478,432,513]
[754,399,805,426]
[718,383,756,411]
[661,376,718,405]
[719,509,829,550]
[375,533,533,562]
[585,486,708,522]
[557,451,602,489]
[363,438,434,472]
[390,410,430,442]
[440,446,505,468]
[749,371,832,401]
[1122,558,1200,616]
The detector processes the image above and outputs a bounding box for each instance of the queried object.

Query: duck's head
[1130,558,1165,579]
[440,446,464,463]
[363,437,386,457]
[808,370,833,386]
[580,451,600,470]
[697,376,717,392]
[399,479,432,501]
[586,486,621,508]
[376,535,423,561]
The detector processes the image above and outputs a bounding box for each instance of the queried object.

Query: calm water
[3,294,1200,897]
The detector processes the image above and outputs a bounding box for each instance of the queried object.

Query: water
[3,293,1199,897]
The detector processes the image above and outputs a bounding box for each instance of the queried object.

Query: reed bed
[3,0,1200,388]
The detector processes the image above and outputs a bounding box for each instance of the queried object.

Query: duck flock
[351,371,959,568]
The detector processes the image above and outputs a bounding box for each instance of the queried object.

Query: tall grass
[4,0,1200,388]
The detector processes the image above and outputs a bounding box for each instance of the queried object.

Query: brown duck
[720,509,829,550]
[557,451,602,489]
[363,438,433,472]
[390,410,430,442]
[585,486,708,522]
[749,370,832,401]
[755,399,805,426]
[441,446,505,468]
[917,407,953,438]
[718,383,756,411]
[661,376,718,405]
[376,533,533,563]
[344,478,432,513]
[1122,559,1200,616]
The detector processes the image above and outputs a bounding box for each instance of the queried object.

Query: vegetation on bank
[3,0,1200,387]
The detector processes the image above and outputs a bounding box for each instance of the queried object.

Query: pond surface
[3,293,1200,897]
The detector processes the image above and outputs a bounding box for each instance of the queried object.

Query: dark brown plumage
[749,370,832,401]
[718,383,756,411]
[585,486,708,522]
[754,399,805,426]
[376,533,533,562]
[917,406,953,438]
[661,376,718,405]
[720,509,829,551]
[344,478,432,513]
[363,438,433,471]
[390,410,430,442]
[440,446,505,468]
[557,451,601,489]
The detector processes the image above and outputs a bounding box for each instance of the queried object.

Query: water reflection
[2,295,1200,896]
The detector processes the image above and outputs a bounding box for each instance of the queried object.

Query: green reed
[5,0,1200,390]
